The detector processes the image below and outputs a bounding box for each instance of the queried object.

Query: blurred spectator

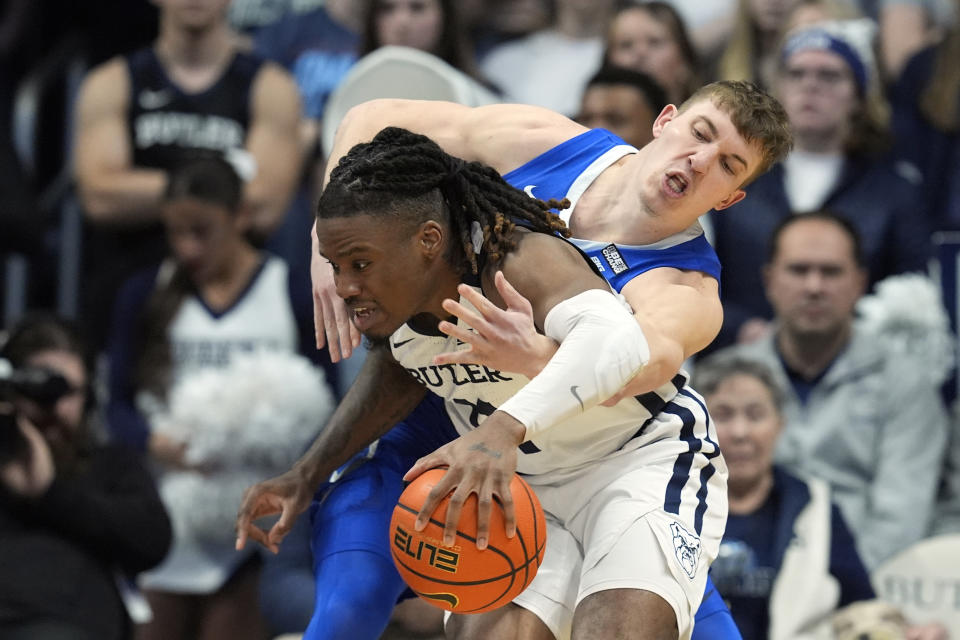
[227,0,326,40]
[254,0,362,153]
[719,212,949,570]
[468,0,552,58]
[716,0,806,89]
[361,0,485,86]
[694,355,876,640]
[604,1,703,105]
[786,0,865,31]
[659,0,739,60]
[0,313,171,640]
[481,0,615,116]
[709,19,931,349]
[876,0,956,80]
[889,0,960,230]
[0,0,62,308]
[72,0,302,352]
[696,354,950,640]
[576,64,668,147]
[104,156,334,640]
[933,414,960,535]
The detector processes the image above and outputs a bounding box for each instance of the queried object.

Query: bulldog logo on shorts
[670,522,702,579]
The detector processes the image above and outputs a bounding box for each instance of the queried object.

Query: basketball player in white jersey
[241,82,788,636]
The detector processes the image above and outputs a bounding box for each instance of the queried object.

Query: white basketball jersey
[168,256,299,384]
[389,288,689,479]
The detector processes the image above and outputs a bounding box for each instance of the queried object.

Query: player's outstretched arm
[435,267,722,402]
[236,345,425,552]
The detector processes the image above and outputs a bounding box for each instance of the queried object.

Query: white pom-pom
[150,349,336,543]
[856,273,955,384]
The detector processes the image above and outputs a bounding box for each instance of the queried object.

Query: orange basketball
[389,468,547,614]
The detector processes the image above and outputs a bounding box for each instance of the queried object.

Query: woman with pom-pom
[105,154,336,640]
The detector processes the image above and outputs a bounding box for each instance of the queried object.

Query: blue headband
[782,29,868,92]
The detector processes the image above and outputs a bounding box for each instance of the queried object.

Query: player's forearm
[499,290,649,437]
[78,168,167,225]
[292,347,426,488]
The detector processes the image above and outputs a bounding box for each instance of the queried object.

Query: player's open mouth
[664,172,689,197]
[352,306,377,331]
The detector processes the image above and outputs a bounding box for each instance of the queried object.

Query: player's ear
[418,220,444,259]
[651,104,679,139]
[714,189,746,211]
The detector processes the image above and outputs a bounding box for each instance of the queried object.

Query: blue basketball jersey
[502,129,721,292]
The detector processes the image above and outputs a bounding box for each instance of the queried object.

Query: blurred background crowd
[1,0,959,639]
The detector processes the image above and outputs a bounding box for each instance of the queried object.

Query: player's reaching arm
[235,345,426,553]
[434,266,721,401]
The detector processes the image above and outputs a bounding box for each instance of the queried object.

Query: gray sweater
[726,328,949,569]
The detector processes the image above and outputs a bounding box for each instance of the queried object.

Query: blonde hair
[679,80,794,184]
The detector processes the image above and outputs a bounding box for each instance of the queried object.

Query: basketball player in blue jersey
[238,94,788,637]
[238,81,791,640]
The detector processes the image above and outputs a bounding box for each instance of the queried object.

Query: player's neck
[573,155,668,245]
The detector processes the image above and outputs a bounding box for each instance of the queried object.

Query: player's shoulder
[495,228,585,281]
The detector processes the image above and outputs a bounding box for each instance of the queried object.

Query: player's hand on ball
[235,468,313,554]
[433,271,557,379]
[404,412,525,550]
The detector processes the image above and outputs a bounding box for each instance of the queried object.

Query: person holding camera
[0,313,171,640]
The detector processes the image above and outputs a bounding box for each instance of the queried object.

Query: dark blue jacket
[709,158,932,351]
[889,44,960,232]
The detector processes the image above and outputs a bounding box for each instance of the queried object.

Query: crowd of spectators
[1,0,959,638]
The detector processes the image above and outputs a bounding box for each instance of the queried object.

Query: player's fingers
[235,527,248,551]
[494,270,533,314]
[436,319,476,345]
[415,468,457,534]
[313,289,327,350]
[319,294,344,362]
[330,296,355,360]
[240,523,272,551]
[456,284,508,323]
[496,474,517,539]
[266,514,294,554]
[442,483,471,547]
[349,320,362,349]
[441,297,489,335]
[404,455,434,482]
[475,477,495,550]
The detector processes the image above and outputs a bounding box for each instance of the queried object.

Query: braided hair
[317,127,570,275]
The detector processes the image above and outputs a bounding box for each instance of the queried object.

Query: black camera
[0,359,73,460]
